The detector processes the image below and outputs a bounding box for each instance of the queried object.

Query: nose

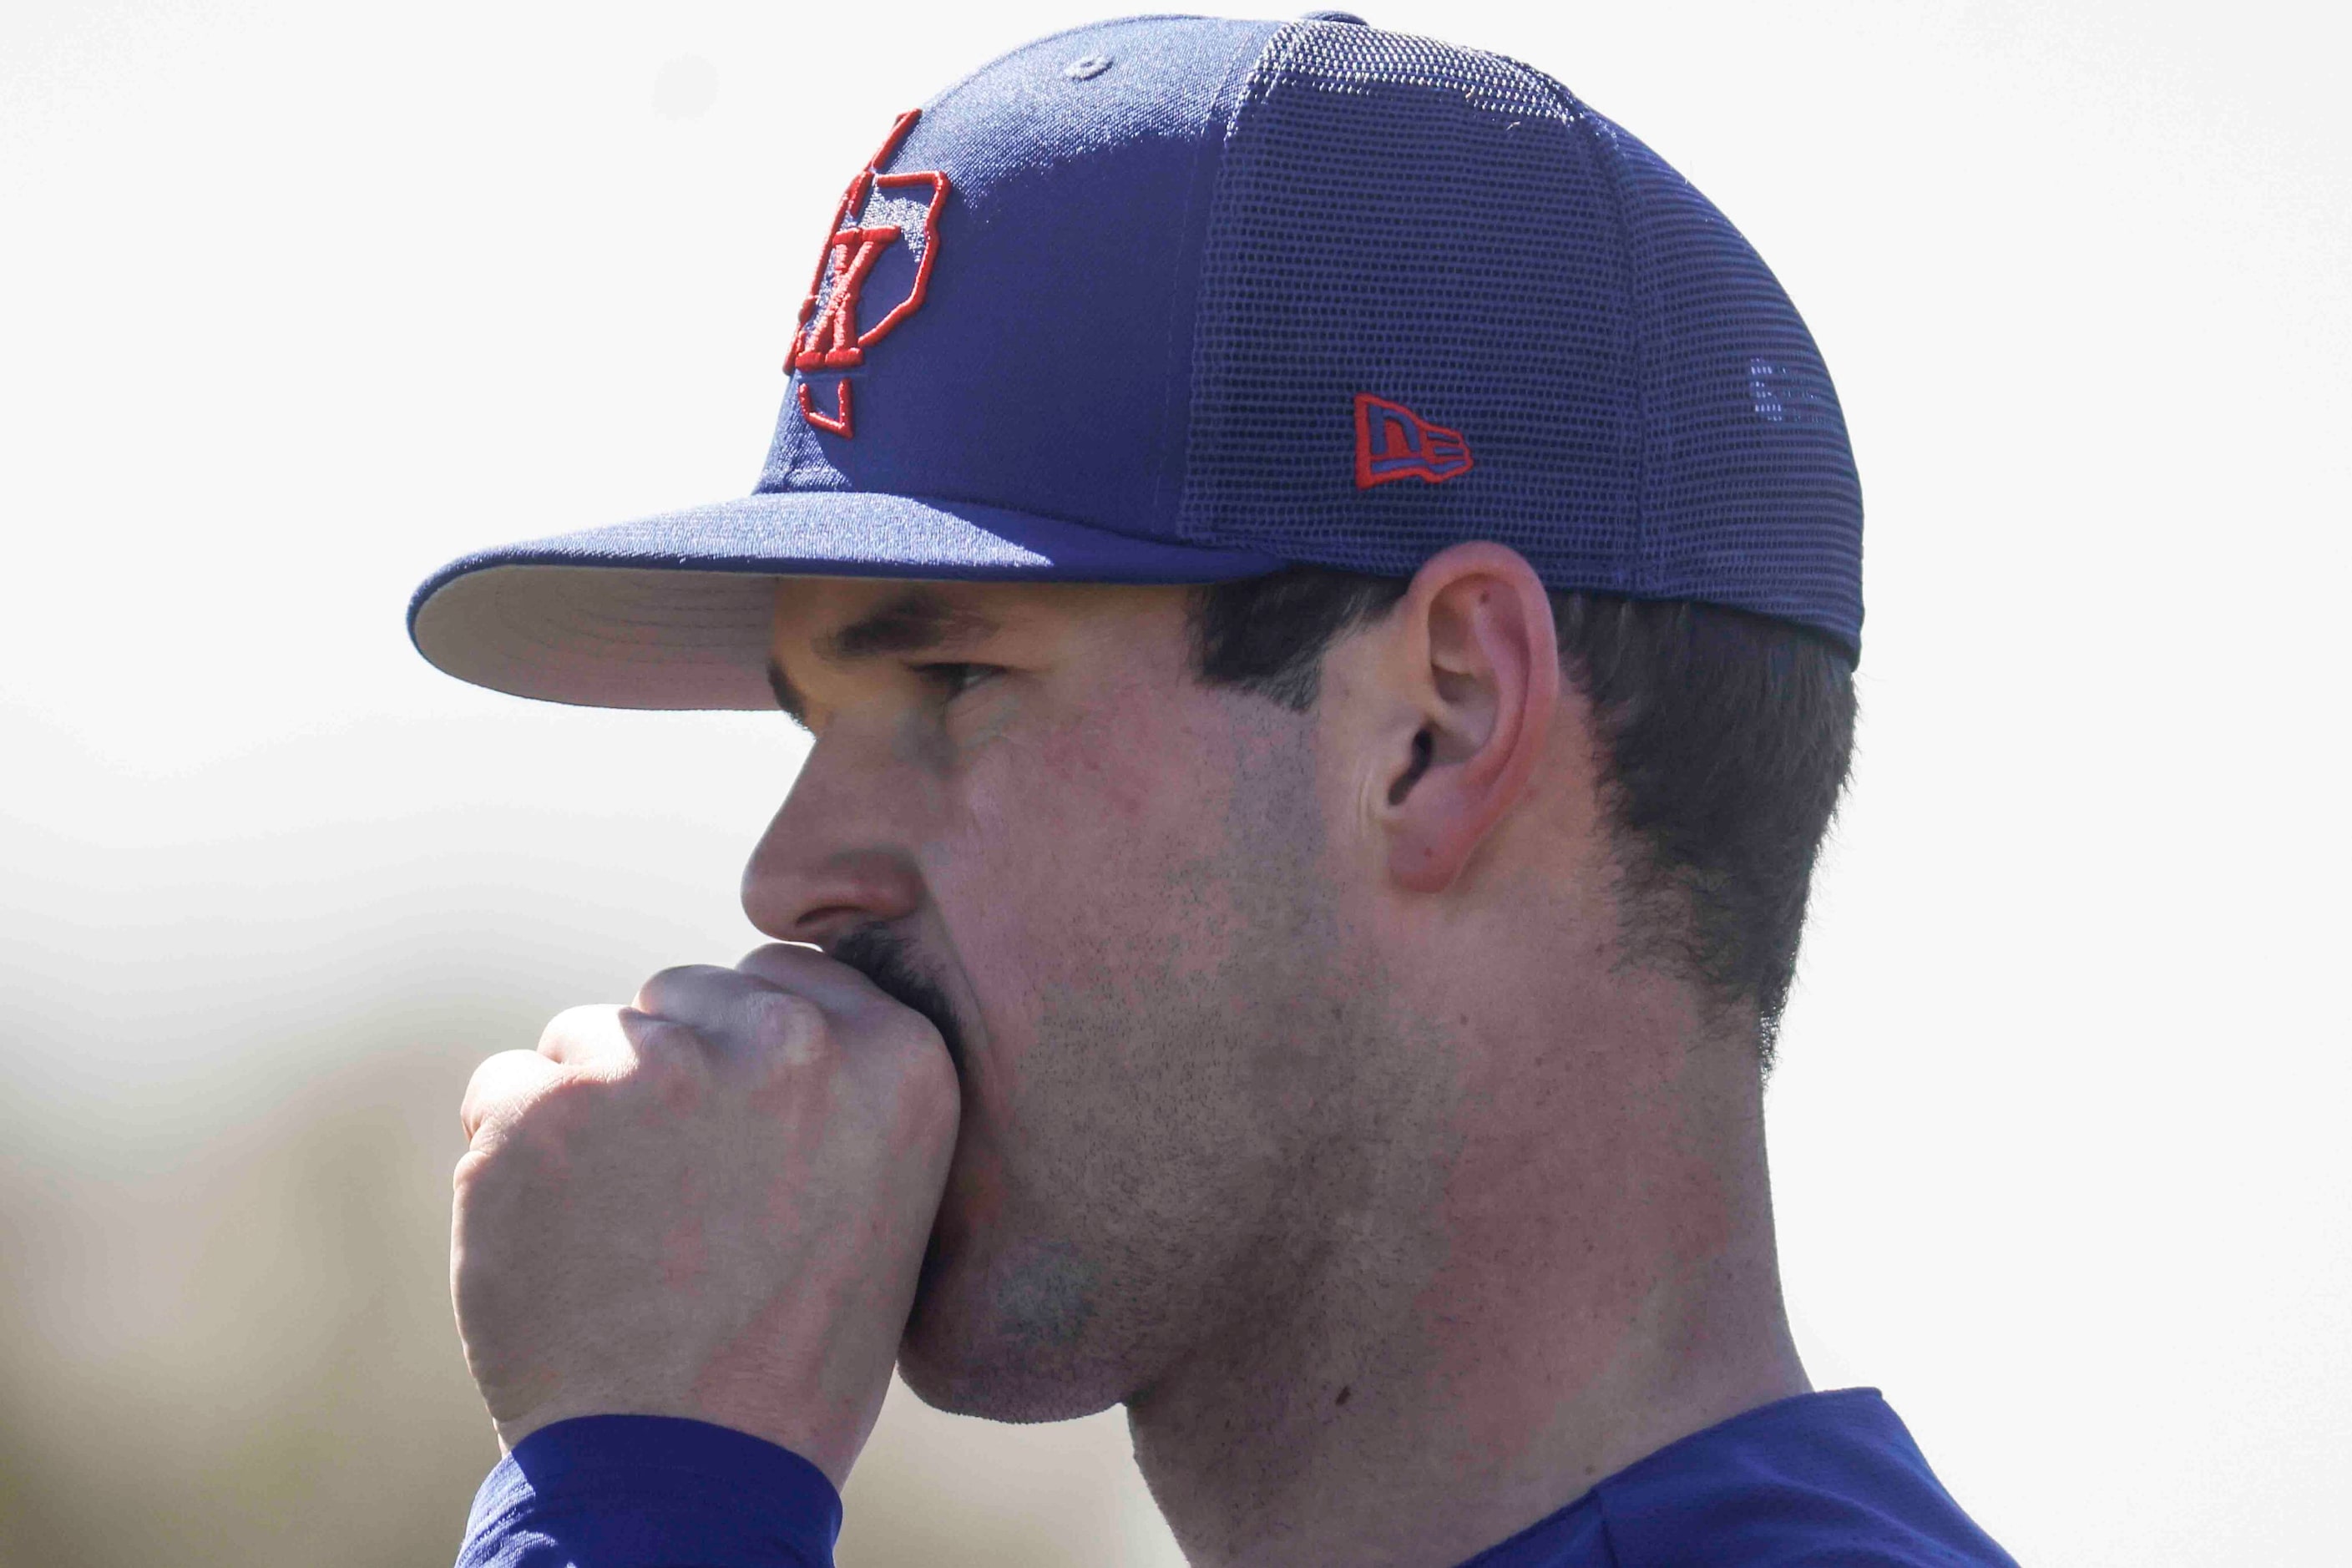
[741,739,927,947]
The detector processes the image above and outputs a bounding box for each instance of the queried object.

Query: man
[412,12,2017,1565]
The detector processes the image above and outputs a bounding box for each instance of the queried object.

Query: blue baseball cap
[409,11,1863,710]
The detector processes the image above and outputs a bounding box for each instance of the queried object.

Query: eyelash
[910,662,1001,701]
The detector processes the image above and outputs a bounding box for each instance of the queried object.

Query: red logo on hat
[790,109,950,438]
[1353,393,1473,488]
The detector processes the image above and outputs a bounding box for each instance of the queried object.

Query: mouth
[827,923,971,1080]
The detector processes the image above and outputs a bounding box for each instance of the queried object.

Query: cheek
[924,702,1253,1101]
[959,702,1234,958]
[912,687,1351,1364]
[1019,691,1164,827]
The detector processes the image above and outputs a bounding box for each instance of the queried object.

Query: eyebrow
[817,589,1001,663]
[764,588,1004,727]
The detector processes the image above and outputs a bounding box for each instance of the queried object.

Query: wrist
[493,1388,873,1490]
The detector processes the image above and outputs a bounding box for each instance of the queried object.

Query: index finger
[733,942,897,1013]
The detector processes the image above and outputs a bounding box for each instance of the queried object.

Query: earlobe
[1378,544,1560,895]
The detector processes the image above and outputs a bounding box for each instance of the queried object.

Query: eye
[910,661,1002,701]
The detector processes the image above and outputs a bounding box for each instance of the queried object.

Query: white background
[2,2,2346,1564]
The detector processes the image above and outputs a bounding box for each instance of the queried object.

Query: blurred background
[2,0,2346,1563]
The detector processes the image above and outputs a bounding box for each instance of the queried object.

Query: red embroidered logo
[1353,393,1474,488]
[789,109,950,438]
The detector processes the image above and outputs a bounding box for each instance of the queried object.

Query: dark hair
[1191,568,1856,1064]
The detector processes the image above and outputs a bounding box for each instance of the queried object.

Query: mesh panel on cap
[1178,21,1864,653]
[1589,115,1864,636]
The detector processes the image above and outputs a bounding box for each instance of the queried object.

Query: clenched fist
[451,944,960,1485]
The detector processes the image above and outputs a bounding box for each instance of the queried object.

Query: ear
[1373,543,1560,894]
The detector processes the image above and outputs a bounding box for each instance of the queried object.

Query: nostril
[798,908,882,948]
[742,843,928,944]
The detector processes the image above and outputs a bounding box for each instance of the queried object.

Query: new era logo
[1353,393,1473,488]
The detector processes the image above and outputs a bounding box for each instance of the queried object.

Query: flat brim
[407,492,1286,710]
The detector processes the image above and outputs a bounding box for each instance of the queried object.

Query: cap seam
[1152,19,1284,538]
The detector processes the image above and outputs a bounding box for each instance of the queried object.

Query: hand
[451,944,960,1485]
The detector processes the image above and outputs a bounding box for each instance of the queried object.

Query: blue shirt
[458,1388,2016,1566]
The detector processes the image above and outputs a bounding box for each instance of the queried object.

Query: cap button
[1298,9,1369,22]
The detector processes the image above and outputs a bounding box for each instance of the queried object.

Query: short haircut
[1190,568,1857,1065]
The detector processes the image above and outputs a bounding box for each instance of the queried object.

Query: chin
[894,1232,1134,1424]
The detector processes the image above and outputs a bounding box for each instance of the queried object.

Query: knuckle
[498,1070,598,1150]
[461,1050,549,1142]
[742,987,832,1062]
[621,1018,712,1108]
[500,1076,567,1130]
[454,1100,541,1183]
[537,1004,617,1059]
[626,1014,707,1062]
[451,1146,493,1197]
[635,963,726,1010]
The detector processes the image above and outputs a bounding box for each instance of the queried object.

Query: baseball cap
[408,11,1864,711]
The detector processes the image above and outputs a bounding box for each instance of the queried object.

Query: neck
[1123,968,1809,1568]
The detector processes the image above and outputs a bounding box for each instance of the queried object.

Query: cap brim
[407,491,1286,710]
